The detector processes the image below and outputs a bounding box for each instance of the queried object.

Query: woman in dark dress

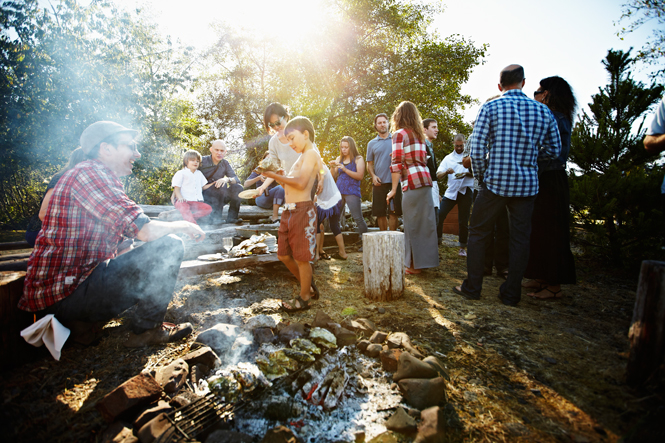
[523,76,577,299]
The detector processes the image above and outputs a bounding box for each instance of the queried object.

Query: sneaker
[124,322,193,348]
[458,248,467,257]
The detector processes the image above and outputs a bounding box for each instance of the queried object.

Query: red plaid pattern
[389,128,433,191]
[20,160,144,312]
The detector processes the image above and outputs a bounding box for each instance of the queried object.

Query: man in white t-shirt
[437,133,474,256]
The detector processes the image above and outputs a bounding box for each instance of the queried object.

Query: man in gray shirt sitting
[367,113,401,231]
[199,140,243,224]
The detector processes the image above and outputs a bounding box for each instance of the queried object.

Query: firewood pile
[95,309,452,443]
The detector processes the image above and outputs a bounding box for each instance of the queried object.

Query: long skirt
[524,169,576,284]
[402,186,439,269]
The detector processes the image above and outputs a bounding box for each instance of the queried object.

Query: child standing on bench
[171,150,213,225]
[261,117,323,312]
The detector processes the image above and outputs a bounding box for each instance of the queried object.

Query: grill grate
[161,393,233,442]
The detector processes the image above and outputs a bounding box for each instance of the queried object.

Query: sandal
[320,251,331,260]
[527,287,563,300]
[310,278,320,300]
[280,295,312,312]
[331,253,348,260]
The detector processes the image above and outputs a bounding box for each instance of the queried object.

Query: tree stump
[363,231,404,301]
[626,260,665,386]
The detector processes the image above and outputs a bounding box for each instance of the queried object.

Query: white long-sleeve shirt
[436,150,474,201]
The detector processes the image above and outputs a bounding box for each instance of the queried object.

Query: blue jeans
[461,185,536,304]
[43,235,185,333]
[255,185,285,210]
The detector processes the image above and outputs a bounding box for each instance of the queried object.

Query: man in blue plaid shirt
[453,64,561,306]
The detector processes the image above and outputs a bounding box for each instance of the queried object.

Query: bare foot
[405,267,421,275]
[527,286,563,299]
[522,279,545,289]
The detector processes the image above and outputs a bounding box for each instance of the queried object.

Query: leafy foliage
[617,0,665,80]
[569,49,664,266]
[0,0,201,228]
[197,0,486,195]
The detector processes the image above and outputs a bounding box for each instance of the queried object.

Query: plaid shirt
[20,160,145,312]
[390,128,432,191]
[470,89,561,197]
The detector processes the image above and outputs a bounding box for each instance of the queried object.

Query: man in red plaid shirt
[20,121,206,347]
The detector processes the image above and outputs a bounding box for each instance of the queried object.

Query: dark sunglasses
[534,90,546,98]
[267,116,284,128]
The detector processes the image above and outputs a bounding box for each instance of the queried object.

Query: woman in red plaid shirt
[387,101,439,274]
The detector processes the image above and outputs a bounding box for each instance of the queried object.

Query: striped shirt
[20,160,146,311]
[390,128,432,191]
[470,89,561,197]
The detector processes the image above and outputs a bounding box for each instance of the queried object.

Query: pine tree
[569,49,664,266]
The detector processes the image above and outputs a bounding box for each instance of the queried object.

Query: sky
[74,0,660,125]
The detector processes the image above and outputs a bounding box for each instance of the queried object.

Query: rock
[341,318,376,337]
[407,408,421,419]
[357,339,370,352]
[137,413,177,443]
[278,322,306,343]
[190,364,210,385]
[245,314,278,330]
[369,331,388,344]
[334,327,356,347]
[530,388,543,397]
[399,377,446,410]
[415,406,446,443]
[134,400,172,432]
[385,407,417,434]
[380,349,402,373]
[263,396,304,420]
[96,374,163,422]
[386,332,423,358]
[195,324,239,356]
[422,356,449,380]
[170,391,200,408]
[353,430,366,443]
[206,429,254,443]
[393,353,438,382]
[155,359,189,394]
[99,422,137,443]
[367,431,400,443]
[259,425,304,443]
[366,343,382,358]
[182,346,221,370]
[252,327,277,346]
[378,307,386,314]
[312,311,335,329]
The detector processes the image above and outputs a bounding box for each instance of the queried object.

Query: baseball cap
[80,121,139,155]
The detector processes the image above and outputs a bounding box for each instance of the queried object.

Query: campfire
[96,310,449,443]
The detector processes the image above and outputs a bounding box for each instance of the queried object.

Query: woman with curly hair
[523,76,577,299]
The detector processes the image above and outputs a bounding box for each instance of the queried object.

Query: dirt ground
[1,239,664,442]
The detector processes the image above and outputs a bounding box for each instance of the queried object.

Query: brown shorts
[277,201,317,262]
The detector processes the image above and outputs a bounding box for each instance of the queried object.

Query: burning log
[362,231,405,301]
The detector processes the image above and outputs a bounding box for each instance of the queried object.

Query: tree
[617,0,665,80]
[569,49,664,265]
[0,0,200,227]
[197,0,486,193]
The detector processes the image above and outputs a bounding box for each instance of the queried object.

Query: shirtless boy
[261,116,323,312]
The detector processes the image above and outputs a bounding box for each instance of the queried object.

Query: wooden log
[0,260,28,272]
[627,260,665,386]
[178,253,281,278]
[362,231,404,301]
[0,252,31,262]
[0,241,31,252]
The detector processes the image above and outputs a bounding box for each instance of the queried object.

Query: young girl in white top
[171,150,213,224]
